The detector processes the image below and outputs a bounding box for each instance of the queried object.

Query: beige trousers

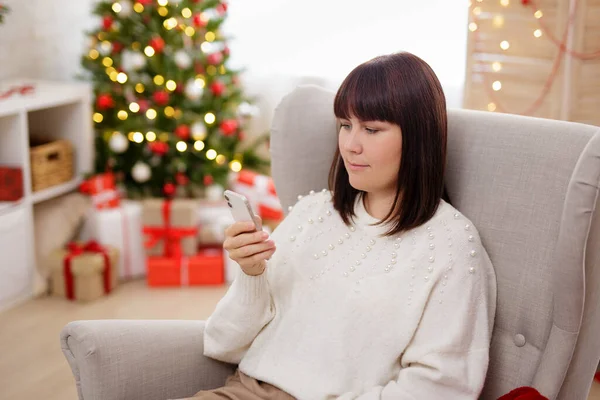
[174,369,296,400]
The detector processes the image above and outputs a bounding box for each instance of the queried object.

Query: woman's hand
[223,218,276,276]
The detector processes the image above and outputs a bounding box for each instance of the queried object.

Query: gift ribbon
[236,170,277,196]
[63,241,111,300]
[0,84,35,100]
[180,256,189,286]
[143,200,198,258]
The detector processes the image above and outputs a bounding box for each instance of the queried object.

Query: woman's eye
[365,128,379,134]
[340,124,351,130]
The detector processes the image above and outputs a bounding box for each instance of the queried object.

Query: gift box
[47,241,119,302]
[143,199,198,257]
[0,166,23,201]
[79,172,120,210]
[147,246,224,286]
[78,200,146,280]
[196,199,234,245]
[230,170,283,225]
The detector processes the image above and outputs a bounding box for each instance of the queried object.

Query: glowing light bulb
[230,160,242,172]
[533,29,542,38]
[166,80,177,91]
[500,40,510,50]
[492,81,502,91]
[117,72,128,84]
[146,109,157,119]
[206,149,217,160]
[176,141,188,152]
[133,132,144,143]
[93,113,104,123]
[469,22,478,32]
[194,141,205,151]
[535,10,543,18]
[154,75,165,85]
[146,131,157,142]
[144,46,155,57]
[112,2,122,13]
[204,112,216,124]
[488,103,497,112]
[492,62,502,72]
[118,110,129,120]
[182,8,192,18]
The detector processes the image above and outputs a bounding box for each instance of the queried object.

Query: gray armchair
[61,85,600,400]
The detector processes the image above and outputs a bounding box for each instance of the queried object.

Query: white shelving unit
[0,79,93,313]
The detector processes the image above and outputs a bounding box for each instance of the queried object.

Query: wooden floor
[0,279,599,400]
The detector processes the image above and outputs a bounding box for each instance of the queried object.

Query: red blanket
[497,387,548,400]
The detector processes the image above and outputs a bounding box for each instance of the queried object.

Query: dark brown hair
[328,52,448,236]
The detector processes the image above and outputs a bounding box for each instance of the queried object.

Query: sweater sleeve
[338,238,496,400]
[203,195,306,364]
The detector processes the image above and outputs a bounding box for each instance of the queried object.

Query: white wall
[0,0,469,134]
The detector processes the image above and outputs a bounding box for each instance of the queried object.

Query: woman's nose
[343,129,362,153]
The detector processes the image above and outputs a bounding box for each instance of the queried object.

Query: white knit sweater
[204,190,496,400]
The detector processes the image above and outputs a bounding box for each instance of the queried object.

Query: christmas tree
[82,0,268,198]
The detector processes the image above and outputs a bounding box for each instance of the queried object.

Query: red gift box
[0,166,23,201]
[79,172,120,209]
[147,247,224,287]
[232,170,283,223]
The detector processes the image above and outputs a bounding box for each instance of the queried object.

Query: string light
[173,109,182,119]
[182,8,192,18]
[500,40,510,50]
[492,62,502,72]
[135,83,145,93]
[205,32,216,42]
[158,7,168,17]
[176,141,188,152]
[144,46,155,57]
[129,102,140,113]
[201,42,212,53]
[487,103,497,112]
[157,0,168,5]
[204,112,216,124]
[134,2,144,13]
[154,75,165,85]
[492,81,502,91]
[185,27,195,37]
[106,67,116,75]
[89,49,99,59]
[229,160,242,172]
[500,0,510,6]
[206,65,217,75]
[146,109,157,119]
[118,110,129,120]
[112,2,122,13]
[132,42,141,51]
[219,65,226,75]
[469,22,478,32]
[533,29,542,38]
[534,10,543,18]
[472,7,481,15]
[159,132,170,141]
[206,149,217,160]
[164,106,175,117]
[194,140,205,151]
[493,15,504,28]
[127,132,135,141]
[195,77,205,87]
[215,155,226,165]
[109,71,119,81]
[164,18,177,30]
[166,80,177,91]
[117,72,128,84]
[146,131,157,141]
[132,132,144,143]
[101,41,112,53]
[93,113,104,123]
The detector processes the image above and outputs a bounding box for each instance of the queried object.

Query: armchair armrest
[60,320,236,400]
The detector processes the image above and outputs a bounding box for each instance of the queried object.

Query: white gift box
[79,200,146,280]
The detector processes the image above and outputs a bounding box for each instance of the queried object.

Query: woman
[186,52,496,399]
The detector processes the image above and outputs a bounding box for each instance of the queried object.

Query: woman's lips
[347,162,369,171]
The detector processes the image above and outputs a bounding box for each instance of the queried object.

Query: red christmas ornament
[112,42,124,54]
[210,81,226,96]
[219,119,238,136]
[193,13,208,28]
[96,94,115,110]
[175,124,191,140]
[149,36,165,53]
[137,99,150,112]
[216,2,228,15]
[163,183,176,196]
[153,90,170,106]
[521,0,530,4]
[102,16,113,30]
[207,52,223,65]
[223,46,230,56]
[175,172,189,186]
[138,0,153,5]
[149,142,169,155]
[203,175,214,186]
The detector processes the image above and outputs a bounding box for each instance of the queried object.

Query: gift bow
[63,240,112,300]
[497,387,549,400]
[143,200,198,258]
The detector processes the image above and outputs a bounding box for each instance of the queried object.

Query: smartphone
[224,190,262,231]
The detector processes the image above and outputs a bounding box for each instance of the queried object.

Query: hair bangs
[333,61,398,124]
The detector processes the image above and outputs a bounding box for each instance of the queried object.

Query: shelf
[0,79,91,118]
[0,200,25,215]
[31,177,82,204]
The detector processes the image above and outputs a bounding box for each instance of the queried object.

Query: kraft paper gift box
[142,199,198,257]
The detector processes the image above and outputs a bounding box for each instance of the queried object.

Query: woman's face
[338,115,403,197]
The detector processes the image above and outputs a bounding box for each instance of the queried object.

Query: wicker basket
[30,139,74,192]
